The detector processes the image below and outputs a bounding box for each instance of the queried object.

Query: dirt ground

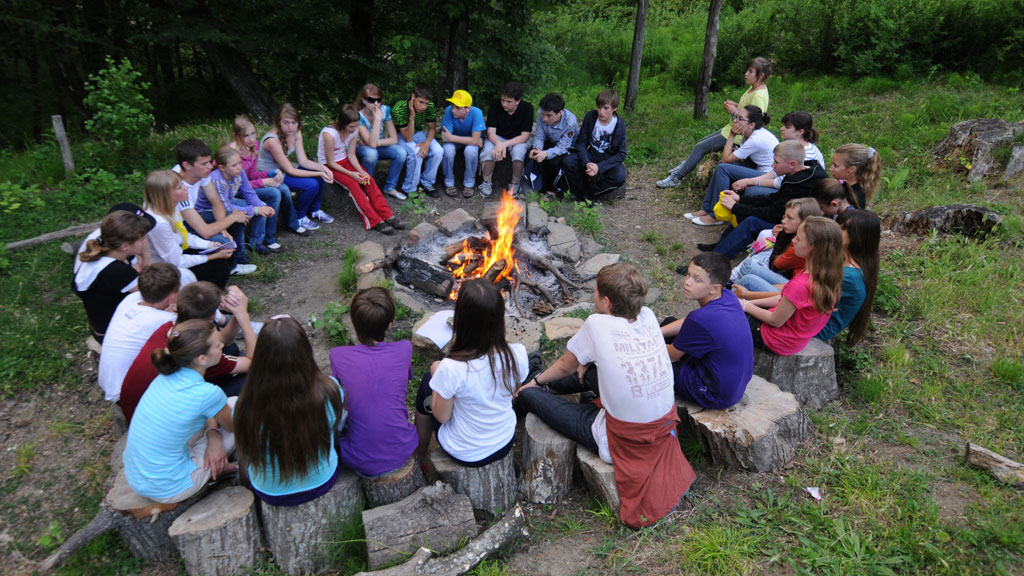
[0,170,773,575]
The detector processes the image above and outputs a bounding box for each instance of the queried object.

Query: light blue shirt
[359,106,394,144]
[441,105,486,138]
[532,108,578,158]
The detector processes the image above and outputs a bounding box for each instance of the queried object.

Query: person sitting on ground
[257,103,334,231]
[439,89,486,199]
[690,106,779,225]
[318,104,404,236]
[355,83,414,201]
[329,287,417,478]
[478,81,534,198]
[812,177,859,217]
[816,209,880,344]
[657,57,772,189]
[120,281,258,426]
[740,217,843,356]
[202,146,277,258]
[144,170,236,286]
[392,83,443,197]
[516,263,695,528]
[661,253,753,410]
[729,110,826,198]
[123,319,236,503]
[562,89,628,201]
[234,316,346,506]
[528,93,578,198]
[414,279,527,467]
[731,197,822,297]
[97,263,180,402]
[830,143,883,209]
[73,204,154,342]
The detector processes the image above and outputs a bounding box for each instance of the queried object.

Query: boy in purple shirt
[661,253,754,409]
[329,287,417,476]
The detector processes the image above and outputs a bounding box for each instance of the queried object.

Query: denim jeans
[283,175,324,217]
[442,142,481,188]
[714,215,774,259]
[230,199,269,248]
[702,163,771,212]
[737,269,786,292]
[399,132,443,191]
[356,144,411,192]
[669,131,726,180]
[249,186,290,241]
[198,211,249,265]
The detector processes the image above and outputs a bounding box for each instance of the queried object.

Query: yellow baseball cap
[446,90,473,108]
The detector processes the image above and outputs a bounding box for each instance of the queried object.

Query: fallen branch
[511,279,527,317]
[965,443,1024,487]
[6,222,99,253]
[514,245,581,292]
[517,274,556,307]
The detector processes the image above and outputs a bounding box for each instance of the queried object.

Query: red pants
[330,158,393,229]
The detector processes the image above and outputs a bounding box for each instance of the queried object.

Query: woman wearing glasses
[355,84,416,201]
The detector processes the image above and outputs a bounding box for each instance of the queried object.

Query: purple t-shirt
[329,341,417,476]
[672,290,754,409]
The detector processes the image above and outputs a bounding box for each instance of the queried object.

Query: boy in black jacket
[563,89,627,200]
[707,140,828,258]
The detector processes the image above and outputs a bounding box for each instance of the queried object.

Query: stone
[576,446,619,515]
[931,118,1024,181]
[505,316,543,353]
[579,235,603,258]
[429,446,517,514]
[894,204,1003,237]
[753,338,838,410]
[521,414,576,504]
[394,288,427,315]
[547,222,581,262]
[543,317,584,341]
[357,268,388,291]
[169,486,262,576]
[553,302,594,318]
[578,253,620,280]
[677,376,813,472]
[644,287,661,305]
[526,202,549,235]
[359,457,426,508]
[1004,144,1024,180]
[434,208,476,236]
[407,222,441,245]
[354,241,386,275]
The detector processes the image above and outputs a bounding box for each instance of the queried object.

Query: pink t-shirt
[761,272,832,355]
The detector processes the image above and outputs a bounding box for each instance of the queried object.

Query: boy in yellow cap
[440,90,487,198]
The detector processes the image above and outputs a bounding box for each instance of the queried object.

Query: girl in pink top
[739,216,843,355]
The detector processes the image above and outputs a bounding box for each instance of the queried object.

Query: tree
[624,0,649,111]
[694,0,724,120]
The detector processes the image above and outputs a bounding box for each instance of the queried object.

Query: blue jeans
[199,211,248,264]
[669,131,726,180]
[702,163,770,212]
[230,199,269,248]
[399,132,443,191]
[738,267,786,292]
[283,175,324,217]
[442,142,481,188]
[356,144,411,192]
[714,215,773,259]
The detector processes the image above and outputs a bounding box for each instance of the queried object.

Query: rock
[169,486,262,576]
[521,414,576,504]
[894,204,1003,237]
[677,376,813,472]
[526,202,549,235]
[931,118,1024,181]
[644,287,661,305]
[357,268,388,291]
[753,338,837,410]
[429,446,517,514]
[434,208,476,236]
[359,457,426,508]
[394,288,427,315]
[552,302,594,318]
[505,316,542,353]
[547,222,581,262]
[1004,144,1024,180]
[578,253,620,280]
[342,314,358,345]
[407,222,441,245]
[579,235,603,258]
[354,241,385,275]
[576,446,619,515]
[543,317,584,341]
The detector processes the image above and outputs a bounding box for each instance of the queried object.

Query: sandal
[445,186,458,198]
[461,187,475,198]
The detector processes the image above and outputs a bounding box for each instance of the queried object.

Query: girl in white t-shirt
[414,279,527,467]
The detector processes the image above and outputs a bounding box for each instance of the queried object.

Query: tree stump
[520,414,576,504]
[754,338,837,410]
[677,375,813,472]
[429,446,517,515]
[894,204,1003,237]
[931,118,1024,181]
[362,481,477,570]
[576,446,620,515]
[360,456,426,508]
[169,486,262,576]
[1004,144,1024,180]
[259,470,362,575]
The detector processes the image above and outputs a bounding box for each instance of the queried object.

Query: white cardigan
[145,207,213,269]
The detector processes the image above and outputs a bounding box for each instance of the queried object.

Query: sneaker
[385,217,406,230]
[291,226,312,237]
[478,181,493,198]
[384,188,408,201]
[697,242,718,252]
[656,174,681,188]
[311,209,334,223]
[298,217,320,231]
[512,183,523,198]
[421,183,439,198]
[373,222,395,236]
[230,263,258,276]
[261,242,285,253]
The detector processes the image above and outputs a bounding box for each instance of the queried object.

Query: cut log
[5,221,99,252]
[965,443,1024,487]
[482,259,507,285]
[354,503,527,576]
[259,470,362,575]
[362,481,477,570]
[894,204,1003,238]
[677,376,813,472]
[931,118,1024,181]
[520,414,576,504]
[753,338,837,410]
[169,486,262,576]
[395,254,455,299]
[360,456,426,508]
[576,446,620,515]
[443,236,491,258]
[429,446,517,514]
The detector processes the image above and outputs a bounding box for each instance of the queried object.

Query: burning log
[482,260,507,284]
[443,236,490,258]
[446,253,483,277]
[395,255,455,299]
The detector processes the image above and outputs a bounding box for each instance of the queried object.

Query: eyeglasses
[364,96,382,104]
[733,115,751,123]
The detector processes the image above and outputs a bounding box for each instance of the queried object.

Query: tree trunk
[693,0,724,120]
[624,0,649,111]
[349,1,376,66]
[520,413,576,504]
[440,10,469,100]
[359,456,426,508]
[169,486,262,576]
[200,42,276,124]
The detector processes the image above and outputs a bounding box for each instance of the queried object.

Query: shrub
[83,57,154,149]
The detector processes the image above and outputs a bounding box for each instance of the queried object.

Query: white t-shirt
[317,126,356,165]
[589,117,618,155]
[97,292,177,401]
[733,128,780,172]
[171,165,211,209]
[567,307,675,463]
[431,343,528,462]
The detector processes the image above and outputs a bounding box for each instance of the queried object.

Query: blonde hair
[214,145,240,167]
[834,144,883,205]
[785,197,822,221]
[143,170,182,220]
[232,114,256,152]
[596,263,648,320]
[801,217,844,315]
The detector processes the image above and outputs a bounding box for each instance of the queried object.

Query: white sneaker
[311,210,334,223]
[656,174,682,188]
[478,181,493,198]
[298,217,320,231]
[383,188,408,200]
[230,263,258,276]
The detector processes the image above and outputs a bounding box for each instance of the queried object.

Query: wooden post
[624,0,649,111]
[51,115,75,177]
[693,0,724,120]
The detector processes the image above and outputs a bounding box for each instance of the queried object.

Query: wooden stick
[52,115,76,177]
[514,245,582,291]
[482,260,506,284]
[511,277,526,317]
[965,443,1024,487]
[518,274,556,307]
[6,221,99,253]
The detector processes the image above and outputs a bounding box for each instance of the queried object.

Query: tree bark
[169,486,262,576]
[965,443,1024,487]
[440,9,469,100]
[199,42,276,124]
[624,0,649,111]
[693,0,724,120]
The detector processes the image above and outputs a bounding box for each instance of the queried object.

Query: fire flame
[448,189,522,298]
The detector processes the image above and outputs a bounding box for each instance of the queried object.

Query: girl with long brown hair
[816,210,880,345]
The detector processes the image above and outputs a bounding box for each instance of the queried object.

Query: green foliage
[56,531,143,576]
[0,181,45,215]
[38,520,63,552]
[13,442,36,478]
[339,246,361,294]
[322,512,368,575]
[312,302,351,345]
[82,57,154,149]
[677,522,761,576]
[568,200,603,237]
[991,357,1024,391]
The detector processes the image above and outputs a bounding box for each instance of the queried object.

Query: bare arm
[265,135,321,178]
[180,206,244,239]
[380,119,399,146]
[442,127,480,146]
[741,294,795,328]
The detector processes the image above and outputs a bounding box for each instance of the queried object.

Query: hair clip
[838,179,845,184]
[270,314,292,321]
[867,146,876,159]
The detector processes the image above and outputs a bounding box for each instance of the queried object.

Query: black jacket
[732,163,829,224]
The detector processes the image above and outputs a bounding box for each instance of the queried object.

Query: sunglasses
[364,96,382,104]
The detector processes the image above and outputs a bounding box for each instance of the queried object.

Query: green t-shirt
[391,99,436,133]
[720,87,770,139]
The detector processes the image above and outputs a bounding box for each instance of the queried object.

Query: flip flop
[691,216,725,226]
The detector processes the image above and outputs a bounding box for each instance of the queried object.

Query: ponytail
[813,178,859,210]
[79,211,151,263]
[150,319,216,375]
[744,105,770,130]
[781,111,819,144]
[835,144,883,206]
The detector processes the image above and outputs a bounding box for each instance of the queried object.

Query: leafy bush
[83,57,154,149]
[311,302,351,345]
